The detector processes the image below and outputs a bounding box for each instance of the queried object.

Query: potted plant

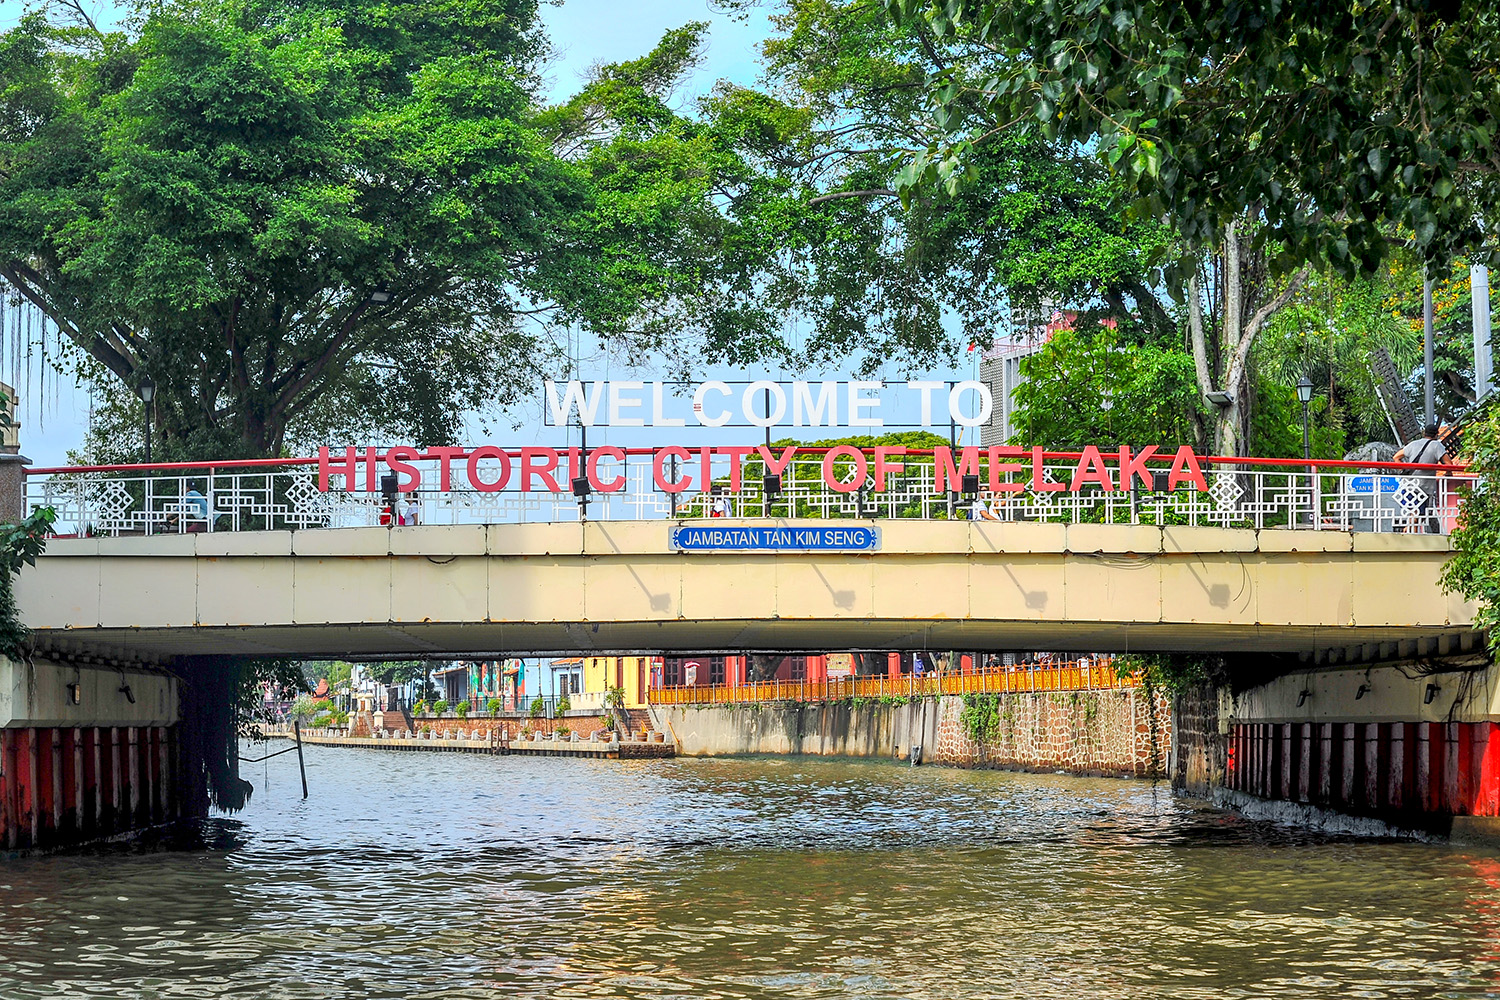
[455,701,469,719]
[487,697,502,715]
[434,699,449,716]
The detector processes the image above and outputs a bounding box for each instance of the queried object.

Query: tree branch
[807,188,897,206]
[1187,274,1215,398]
[0,262,136,382]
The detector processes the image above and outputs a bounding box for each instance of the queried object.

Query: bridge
[3,447,1489,852]
[15,518,1476,663]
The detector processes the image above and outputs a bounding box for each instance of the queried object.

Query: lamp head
[1296,376,1314,405]
[138,375,156,404]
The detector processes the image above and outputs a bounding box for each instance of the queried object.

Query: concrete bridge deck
[15,519,1476,662]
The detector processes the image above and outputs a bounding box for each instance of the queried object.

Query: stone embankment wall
[651,689,1170,777]
[1170,684,1226,797]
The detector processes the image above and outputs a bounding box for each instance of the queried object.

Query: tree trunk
[748,654,782,683]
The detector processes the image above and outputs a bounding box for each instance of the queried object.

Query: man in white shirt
[968,496,1001,521]
[1394,423,1448,532]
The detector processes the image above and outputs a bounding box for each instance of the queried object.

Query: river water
[2,746,1499,998]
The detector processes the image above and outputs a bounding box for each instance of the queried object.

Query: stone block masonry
[651,688,1170,778]
[934,689,1171,777]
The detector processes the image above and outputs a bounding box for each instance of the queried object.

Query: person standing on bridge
[400,493,421,526]
[968,494,1002,521]
[1394,422,1449,533]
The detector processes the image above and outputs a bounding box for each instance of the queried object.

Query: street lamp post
[1296,376,1314,461]
[1296,375,1314,528]
[137,375,156,465]
[138,375,156,534]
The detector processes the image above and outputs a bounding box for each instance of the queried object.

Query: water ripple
[1,748,1498,997]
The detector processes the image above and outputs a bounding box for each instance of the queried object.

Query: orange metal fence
[648,658,1135,706]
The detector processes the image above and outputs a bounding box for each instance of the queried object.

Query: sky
[0,0,979,466]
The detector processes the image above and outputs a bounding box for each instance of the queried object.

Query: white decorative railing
[24,449,1473,537]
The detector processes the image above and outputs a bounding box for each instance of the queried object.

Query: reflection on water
[2,746,1499,998]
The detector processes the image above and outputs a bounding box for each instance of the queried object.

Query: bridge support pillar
[1188,660,1500,841]
[1,655,182,853]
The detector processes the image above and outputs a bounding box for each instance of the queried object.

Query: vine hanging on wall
[0,505,57,661]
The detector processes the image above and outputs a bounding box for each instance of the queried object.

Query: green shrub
[556,695,571,713]
[604,686,626,709]
[434,700,449,714]
[414,700,428,715]
[529,696,545,718]
[556,725,571,736]
[487,698,502,714]
[455,701,469,718]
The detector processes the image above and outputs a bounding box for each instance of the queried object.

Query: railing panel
[27,453,1474,537]
[648,657,1134,706]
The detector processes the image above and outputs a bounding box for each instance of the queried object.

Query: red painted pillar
[1419,722,1444,815]
[0,730,14,850]
[1237,725,1249,792]
[1364,723,1387,814]
[1346,723,1363,809]
[60,728,79,842]
[81,727,99,836]
[14,728,36,850]
[1279,723,1295,802]
[101,727,119,834]
[1261,723,1274,798]
[1228,725,1242,791]
[1478,722,1500,817]
[1317,723,1336,805]
[1449,722,1470,816]
[162,727,177,821]
[1297,723,1315,802]
[128,727,143,828]
[38,728,60,845]
[1395,722,1411,814]
[1247,725,1260,796]
[146,728,158,825]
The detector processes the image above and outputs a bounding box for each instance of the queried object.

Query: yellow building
[580,655,654,709]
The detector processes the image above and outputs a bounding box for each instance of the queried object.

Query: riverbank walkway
[265,727,676,759]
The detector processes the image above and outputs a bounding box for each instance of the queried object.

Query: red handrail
[25,446,1471,477]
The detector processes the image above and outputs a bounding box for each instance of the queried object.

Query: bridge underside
[29,619,1481,664]
[18,520,1479,665]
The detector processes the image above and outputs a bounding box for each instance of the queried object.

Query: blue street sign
[670,524,881,552]
[1350,476,1402,493]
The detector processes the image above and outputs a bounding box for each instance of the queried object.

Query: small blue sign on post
[670,524,881,552]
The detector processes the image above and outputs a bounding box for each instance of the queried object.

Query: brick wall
[931,689,1171,777]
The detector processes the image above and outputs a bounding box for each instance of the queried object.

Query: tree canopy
[0,2,748,458]
[885,0,1500,278]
